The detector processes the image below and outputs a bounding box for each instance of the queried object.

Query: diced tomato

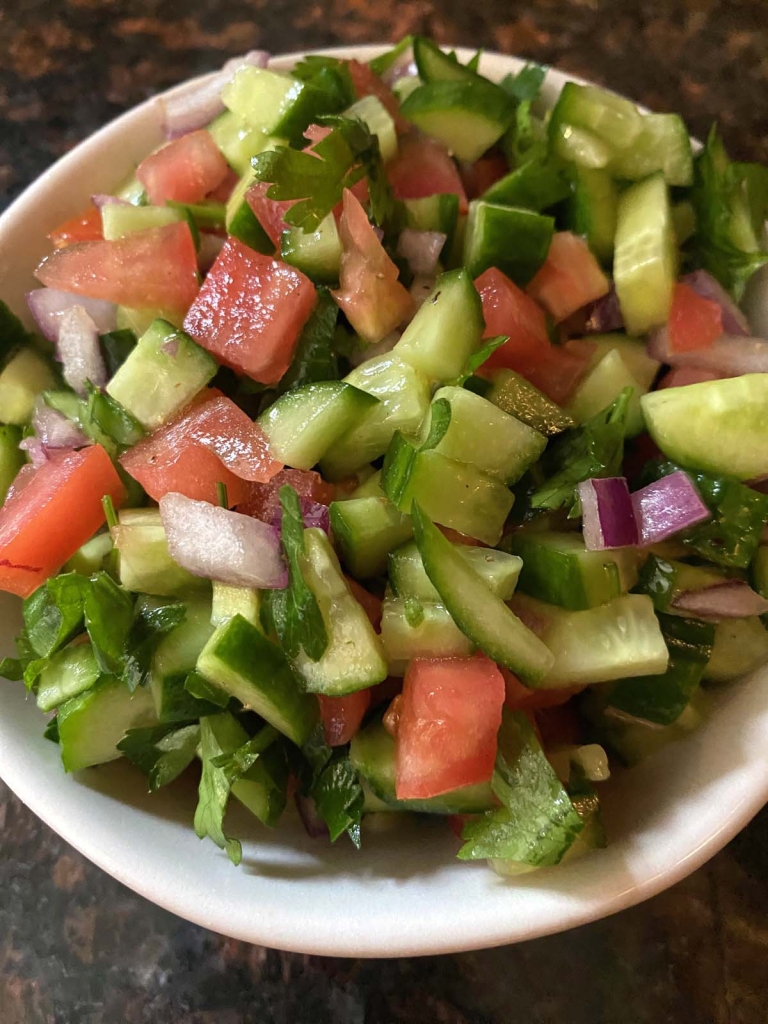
[383,693,403,737]
[667,282,723,353]
[387,135,468,214]
[48,207,103,248]
[437,525,485,547]
[460,151,508,199]
[237,468,335,523]
[345,59,406,131]
[526,232,610,323]
[184,238,315,385]
[525,338,596,405]
[35,222,199,315]
[658,366,724,389]
[136,130,229,205]
[331,189,414,343]
[245,181,293,248]
[206,167,239,203]
[345,576,383,631]
[395,655,505,800]
[120,389,282,506]
[318,689,372,746]
[502,668,582,712]
[475,266,551,374]
[0,446,125,598]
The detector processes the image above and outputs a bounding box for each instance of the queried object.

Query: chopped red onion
[56,305,107,395]
[91,193,130,210]
[682,270,750,337]
[578,477,638,550]
[18,437,49,468]
[32,399,88,449]
[583,287,624,334]
[648,327,768,375]
[160,51,270,139]
[630,470,710,546]
[657,367,724,389]
[159,492,287,589]
[26,288,116,343]
[270,499,330,535]
[396,229,446,277]
[672,581,768,619]
[295,793,329,839]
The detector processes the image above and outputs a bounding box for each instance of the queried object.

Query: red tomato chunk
[0,446,125,598]
[136,130,229,205]
[387,136,468,214]
[395,655,505,801]
[318,689,372,747]
[48,207,103,248]
[667,282,723,353]
[183,238,316,385]
[526,232,610,323]
[475,266,550,374]
[237,468,335,522]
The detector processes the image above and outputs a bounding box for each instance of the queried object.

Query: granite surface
[2,0,768,1020]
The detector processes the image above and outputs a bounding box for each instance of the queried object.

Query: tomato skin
[331,189,414,344]
[526,232,610,323]
[207,167,239,203]
[184,238,316,385]
[120,390,281,506]
[460,152,508,199]
[345,576,383,631]
[0,446,125,598]
[657,366,724,389]
[387,136,468,214]
[318,688,372,746]
[502,669,582,712]
[668,282,723,353]
[525,339,595,405]
[36,222,199,315]
[136,130,229,205]
[48,207,103,248]
[475,267,551,374]
[237,468,334,523]
[245,181,292,249]
[395,655,505,801]
[345,59,406,131]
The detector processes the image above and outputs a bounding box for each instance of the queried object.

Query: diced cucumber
[482,161,572,214]
[613,173,676,334]
[0,423,23,502]
[485,370,575,437]
[412,37,480,85]
[641,374,768,481]
[101,203,182,240]
[289,528,388,695]
[150,594,217,723]
[382,435,515,546]
[381,594,473,672]
[568,166,618,263]
[112,508,201,596]
[752,546,768,599]
[671,200,696,246]
[463,201,554,284]
[280,213,342,284]
[552,124,612,170]
[221,66,319,140]
[115,173,147,205]
[400,80,514,163]
[208,110,278,176]
[196,614,318,746]
[319,355,431,481]
[345,94,397,162]
[394,269,483,382]
[350,718,495,813]
[225,171,273,253]
[549,82,642,150]
[389,539,521,602]
[36,642,101,712]
[64,533,113,576]
[412,504,555,682]
[635,554,728,613]
[423,386,547,484]
[259,381,378,470]
[507,531,639,610]
[58,677,157,772]
[609,113,693,187]
[703,618,768,683]
[106,319,217,431]
[515,593,668,688]
[392,77,421,104]
[210,582,261,628]
[0,348,56,425]
[330,496,414,579]
[349,468,384,498]
[567,346,653,437]
[116,306,177,336]
[404,194,459,240]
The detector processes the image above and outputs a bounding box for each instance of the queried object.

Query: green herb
[419,398,452,451]
[211,724,279,784]
[403,596,425,628]
[733,161,768,239]
[459,709,583,864]
[102,494,118,530]
[531,389,632,514]
[276,289,340,395]
[310,750,364,846]
[194,716,243,865]
[82,571,134,676]
[121,596,187,692]
[504,99,548,169]
[82,382,145,451]
[269,485,328,662]
[184,670,230,709]
[500,63,547,103]
[43,715,60,744]
[23,573,89,661]
[99,329,137,376]
[216,481,229,509]
[466,50,483,73]
[118,723,200,791]
[0,299,31,372]
[292,55,356,113]
[450,336,509,386]
[0,657,23,680]
[632,554,678,611]
[368,37,413,78]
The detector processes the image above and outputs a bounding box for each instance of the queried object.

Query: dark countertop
[1,1,768,1020]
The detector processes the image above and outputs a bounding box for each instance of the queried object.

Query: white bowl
[1,45,767,958]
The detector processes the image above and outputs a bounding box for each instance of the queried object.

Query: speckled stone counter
[2,2,768,1021]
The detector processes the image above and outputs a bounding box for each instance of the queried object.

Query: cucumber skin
[463,202,554,285]
[330,496,414,579]
[58,678,157,773]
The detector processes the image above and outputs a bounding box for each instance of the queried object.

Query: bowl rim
[1,43,767,958]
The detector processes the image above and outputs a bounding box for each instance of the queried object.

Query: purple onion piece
[396,229,446,277]
[26,288,116,343]
[583,287,624,334]
[18,436,49,468]
[270,499,330,535]
[648,327,768,375]
[630,470,710,547]
[672,581,768,619]
[295,793,329,839]
[91,193,130,210]
[578,477,638,550]
[682,270,750,337]
[56,305,107,395]
[32,399,89,449]
[160,492,288,588]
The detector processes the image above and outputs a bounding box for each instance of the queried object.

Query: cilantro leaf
[530,388,632,514]
[276,289,340,395]
[118,723,200,791]
[419,397,452,452]
[292,55,356,112]
[83,571,134,676]
[0,299,32,372]
[194,716,242,865]
[99,329,137,376]
[459,709,583,864]
[121,596,187,693]
[450,336,509,386]
[0,657,23,681]
[82,382,145,452]
[211,724,279,784]
[269,485,328,662]
[310,750,364,846]
[23,573,89,659]
[500,63,547,103]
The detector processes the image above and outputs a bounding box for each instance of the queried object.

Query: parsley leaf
[310,750,364,846]
[459,709,583,865]
[0,657,23,681]
[0,299,32,372]
[23,573,89,660]
[450,336,509,386]
[118,723,200,791]
[269,485,328,662]
[500,62,547,103]
[83,571,134,677]
[419,397,452,452]
[82,382,145,452]
[276,289,340,395]
[211,724,279,784]
[99,329,137,376]
[121,596,187,693]
[194,716,243,865]
[530,388,632,514]
[292,55,356,112]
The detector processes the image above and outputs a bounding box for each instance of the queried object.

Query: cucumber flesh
[609,113,693,187]
[207,110,278,176]
[550,82,642,150]
[568,166,618,263]
[404,194,459,238]
[225,171,273,253]
[389,539,522,603]
[463,201,554,285]
[412,504,555,682]
[567,347,649,437]
[150,593,217,723]
[280,214,342,285]
[222,66,305,137]
[400,80,514,163]
[210,582,261,628]
[58,678,157,772]
[64,533,113,576]
[112,508,201,596]
[552,125,612,170]
[330,495,414,579]
[36,643,101,713]
[413,37,480,85]
[485,370,575,436]
[380,595,473,673]
[102,204,182,240]
[345,95,397,162]
[0,348,56,425]
[703,618,768,683]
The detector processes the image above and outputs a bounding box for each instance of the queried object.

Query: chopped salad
[1,37,768,874]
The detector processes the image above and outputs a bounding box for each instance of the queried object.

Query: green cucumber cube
[225,171,273,253]
[101,204,182,241]
[0,423,24,502]
[58,678,157,772]
[330,496,414,579]
[345,94,397,162]
[389,539,521,602]
[150,593,217,723]
[0,348,56,425]
[380,595,473,672]
[280,213,342,285]
[485,369,575,436]
[463,201,554,284]
[400,79,514,163]
[112,508,202,596]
